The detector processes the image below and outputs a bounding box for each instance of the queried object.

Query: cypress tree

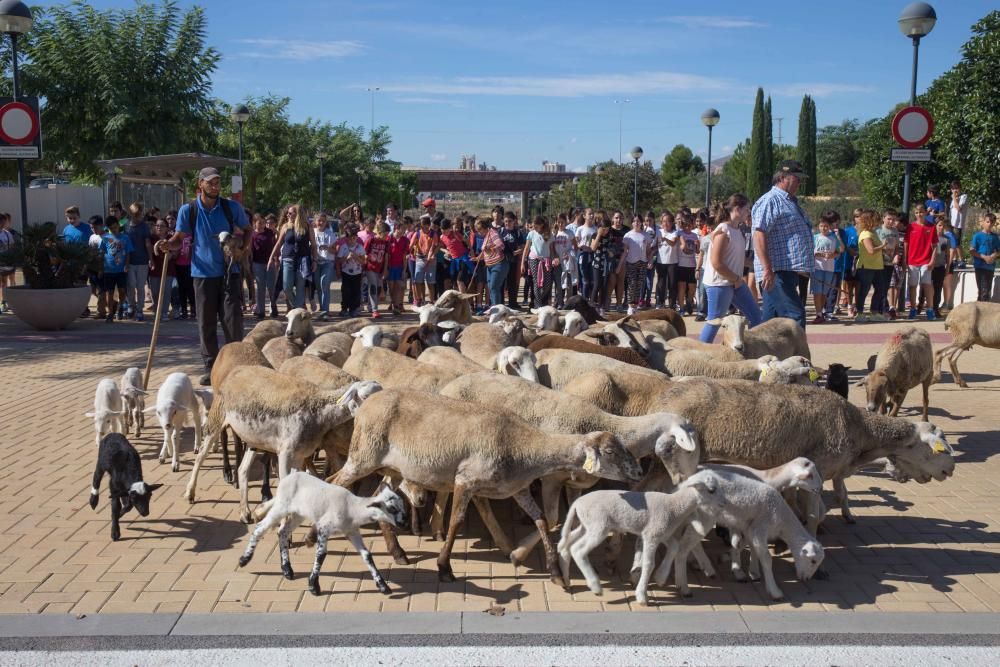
[746,88,768,200]
[807,97,818,193]
[764,95,774,173]
[798,95,818,195]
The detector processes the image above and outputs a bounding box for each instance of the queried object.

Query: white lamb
[557,471,723,606]
[239,472,407,596]
[119,367,147,438]
[562,310,588,338]
[485,304,519,324]
[85,378,124,446]
[153,372,207,473]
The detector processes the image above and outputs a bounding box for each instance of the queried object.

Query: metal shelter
[93,153,241,212]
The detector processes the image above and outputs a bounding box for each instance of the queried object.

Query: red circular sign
[0,101,39,145]
[891,106,934,149]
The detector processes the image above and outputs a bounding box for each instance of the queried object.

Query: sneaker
[869,313,888,323]
[371,311,381,319]
[847,306,857,318]
[888,308,897,321]
[270,310,279,318]
[654,303,664,309]
[179,313,189,320]
[598,308,605,317]
[926,309,935,321]
[826,315,840,322]
[0,301,7,313]
[136,313,144,322]
[105,314,114,323]
[81,307,91,318]
[908,308,918,320]
[627,306,636,316]
[199,373,211,386]
[812,315,825,325]
[253,312,264,319]
[855,314,870,323]
[694,314,706,322]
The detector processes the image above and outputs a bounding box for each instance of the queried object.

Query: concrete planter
[5,285,90,331]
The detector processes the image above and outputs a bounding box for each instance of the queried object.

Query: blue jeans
[577,252,593,302]
[487,262,509,307]
[315,261,335,313]
[699,283,763,342]
[252,262,278,315]
[281,260,306,309]
[762,270,806,329]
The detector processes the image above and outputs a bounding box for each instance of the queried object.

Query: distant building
[542,161,566,173]
[459,154,479,170]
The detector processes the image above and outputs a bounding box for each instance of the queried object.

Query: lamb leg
[510,476,563,565]
[221,428,234,486]
[833,476,855,524]
[438,483,472,583]
[471,497,514,556]
[512,488,566,588]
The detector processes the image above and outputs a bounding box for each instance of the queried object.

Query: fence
[1,184,105,233]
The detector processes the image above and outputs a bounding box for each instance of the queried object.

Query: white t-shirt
[336,238,366,275]
[677,231,700,268]
[575,224,597,252]
[656,228,678,264]
[623,229,650,264]
[315,228,337,261]
[553,231,573,262]
[950,193,968,230]
[703,223,746,287]
[813,232,838,272]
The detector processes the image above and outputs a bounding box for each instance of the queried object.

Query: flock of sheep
[85,291,1000,604]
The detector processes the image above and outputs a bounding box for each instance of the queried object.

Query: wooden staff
[143,249,172,391]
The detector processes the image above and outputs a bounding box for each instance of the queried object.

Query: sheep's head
[85,409,123,435]
[336,380,383,415]
[402,324,445,356]
[352,325,384,348]
[500,318,526,345]
[286,308,313,341]
[860,370,890,413]
[825,364,851,391]
[485,304,516,324]
[126,481,163,517]
[578,432,643,483]
[719,313,749,352]
[410,303,453,325]
[891,422,955,483]
[368,486,407,529]
[652,417,700,483]
[437,320,464,346]
[586,316,650,356]
[786,457,823,494]
[156,402,188,431]
[562,311,587,338]
[530,305,561,332]
[397,479,429,508]
[495,346,538,383]
[794,540,825,581]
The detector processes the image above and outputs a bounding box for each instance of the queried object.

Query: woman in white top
[698,194,763,343]
[654,211,679,308]
[574,208,597,302]
[313,213,338,319]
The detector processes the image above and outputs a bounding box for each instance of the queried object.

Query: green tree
[764,95,774,173]
[797,95,818,195]
[722,140,748,188]
[555,160,660,215]
[659,144,704,206]
[683,171,740,205]
[816,119,861,172]
[746,88,770,200]
[12,1,221,182]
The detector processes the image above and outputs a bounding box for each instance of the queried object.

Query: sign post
[0,96,42,229]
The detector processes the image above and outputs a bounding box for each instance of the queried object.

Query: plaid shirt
[751,186,813,274]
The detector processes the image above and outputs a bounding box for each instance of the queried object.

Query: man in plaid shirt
[752,160,814,329]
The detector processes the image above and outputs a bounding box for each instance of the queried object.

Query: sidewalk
[0,306,997,617]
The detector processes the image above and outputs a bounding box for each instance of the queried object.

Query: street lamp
[316,148,328,213]
[594,165,604,209]
[0,0,33,230]
[354,166,365,203]
[630,146,643,215]
[701,108,721,211]
[897,2,936,220]
[614,99,630,164]
[231,103,250,194]
[397,183,405,211]
[367,86,380,136]
[572,176,580,208]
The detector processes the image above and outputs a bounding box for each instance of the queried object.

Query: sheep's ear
[146,483,163,492]
[459,293,476,300]
[841,366,852,371]
[583,329,602,338]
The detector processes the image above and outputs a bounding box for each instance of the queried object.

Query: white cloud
[770,82,877,97]
[394,96,468,108]
[430,153,448,162]
[236,39,364,61]
[656,16,768,29]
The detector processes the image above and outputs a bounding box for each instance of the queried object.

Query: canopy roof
[94,153,240,185]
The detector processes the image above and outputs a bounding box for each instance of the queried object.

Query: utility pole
[776,118,784,146]
[367,86,380,136]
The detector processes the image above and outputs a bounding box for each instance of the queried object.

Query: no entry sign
[891,106,934,149]
[0,97,42,160]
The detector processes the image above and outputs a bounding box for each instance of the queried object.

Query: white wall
[0,185,105,233]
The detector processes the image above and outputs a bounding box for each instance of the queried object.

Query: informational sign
[891,106,934,149]
[890,148,931,162]
[231,175,243,203]
[0,97,42,159]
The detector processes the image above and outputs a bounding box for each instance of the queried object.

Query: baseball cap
[422,197,436,208]
[198,167,221,182]
[777,160,807,179]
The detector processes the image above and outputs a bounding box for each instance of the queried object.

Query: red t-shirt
[905,221,938,266]
[386,235,409,268]
[364,236,389,273]
[441,231,468,258]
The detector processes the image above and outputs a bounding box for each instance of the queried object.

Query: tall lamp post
[354,167,365,204]
[0,0,32,230]
[614,99,630,164]
[700,108,720,211]
[897,2,936,220]
[397,183,405,212]
[367,86,380,136]
[316,148,328,213]
[572,176,580,208]
[231,103,250,195]
[630,146,643,215]
[594,165,603,209]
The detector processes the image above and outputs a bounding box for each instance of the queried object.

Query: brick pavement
[0,304,997,616]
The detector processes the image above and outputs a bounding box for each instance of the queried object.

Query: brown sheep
[934,302,1000,388]
[261,336,304,369]
[210,342,272,485]
[629,307,686,338]
[861,327,934,420]
[395,323,447,359]
[279,355,358,389]
[244,320,286,349]
[527,335,651,369]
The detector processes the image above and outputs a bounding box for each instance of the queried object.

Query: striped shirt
[751,186,813,274]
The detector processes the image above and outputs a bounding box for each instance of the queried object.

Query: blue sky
[69,0,993,171]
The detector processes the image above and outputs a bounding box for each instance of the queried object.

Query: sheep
[418,345,489,374]
[85,378,124,447]
[243,320,286,349]
[184,370,381,522]
[239,472,406,596]
[261,336,304,369]
[88,433,163,542]
[825,363,851,399]
[564,294,605,324]
[562,310,588,337]
[663,349,778,380]
[720,315,812,360]
[934,302,1000,388]
[531,305,561,332]
[561,367,674,416]
[460,320,525,368]
[528,334,651,368]
[349,325,401,357]
[653,379,955,523]
[576,316,651,357]
[535,348,662,390]
[303,331,354,367]
[210,342,272,484]
[439,372,700,563]
[153,372,207,473]
[285,307,317,345]
[665,468,825,600]
[217,230,243,275]
[119,367,147,438]
[636,319,680,342]
[344,346,462,393]
[313,317,375,335]
[327,388,644,583]
[279,355,358,389]
[663,337,746,360]
[860,327,935,420]
[395,323,447,359]
[437,320,465,345]
[494,346,539,382]
[485,304,519,324]
[557,476,723,605]
[629,307,686,338]
[757,356,821,385]
[434,289,477,324]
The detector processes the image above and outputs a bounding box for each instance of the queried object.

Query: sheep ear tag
[808,369,820,382]
[583,453,596,474]
[759,368,768,379]
[931,439,948,454]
